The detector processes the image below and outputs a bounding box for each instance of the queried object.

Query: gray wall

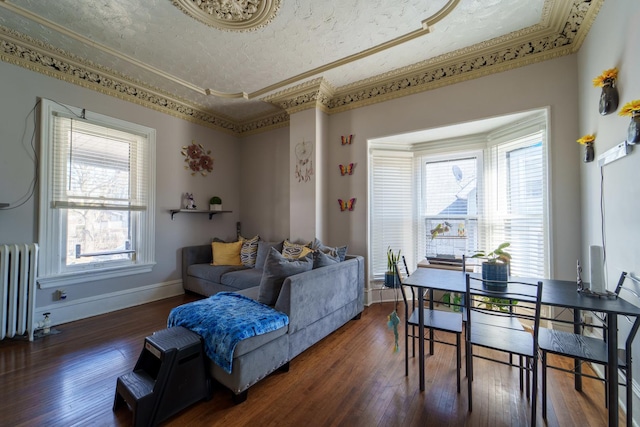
[239,126,290,241]
[0,61,241,311]
[577,0,640,410]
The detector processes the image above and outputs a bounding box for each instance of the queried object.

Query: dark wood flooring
[0,293,624,426]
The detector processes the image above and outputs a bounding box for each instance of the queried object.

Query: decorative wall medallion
[181,140,214,175]
[294,140,314,183]
[172,0,281,31]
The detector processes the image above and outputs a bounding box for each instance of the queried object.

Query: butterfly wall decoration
[341,134,354,145]
[339,163,356,176]
[338,198,356,211]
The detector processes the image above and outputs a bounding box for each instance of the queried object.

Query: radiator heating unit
[0,243,38,341]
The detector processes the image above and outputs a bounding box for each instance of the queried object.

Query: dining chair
[465,274,543,427]
[397,259,464,392]
[539,271,640,426]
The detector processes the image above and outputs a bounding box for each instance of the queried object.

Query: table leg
[574,309,582,391]
[418,287,425,392]
[607,315,619,427]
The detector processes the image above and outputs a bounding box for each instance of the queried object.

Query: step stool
[113,326,211,426]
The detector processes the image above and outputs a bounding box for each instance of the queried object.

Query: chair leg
[412,324,416,357]
[526,356,531,400]
[542,351,548,420]
[627,364,633,427]
[404,318,409,377]
[519,355,524,392]
[467,342,473,412]
[604,364,609,409]
[456,332,461,393]
[531,355,539,427]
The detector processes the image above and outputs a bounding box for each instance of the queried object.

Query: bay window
[370,112,549,282]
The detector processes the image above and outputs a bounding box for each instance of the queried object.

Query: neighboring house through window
[38,99,156,288]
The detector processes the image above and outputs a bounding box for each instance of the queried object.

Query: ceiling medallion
[172,0,281,31]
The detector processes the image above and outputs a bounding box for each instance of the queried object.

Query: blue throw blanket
[167,292,289,374]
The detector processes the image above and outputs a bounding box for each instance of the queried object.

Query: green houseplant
[385,247,401,288]
[471,242,511,289]
[209,196,222,211]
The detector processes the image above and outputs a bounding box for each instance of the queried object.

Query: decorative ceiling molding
[327,0,598,114]
[262,78,335,115]
[0,26,240,135]
[0,0,602,136]
[171,0,282,32]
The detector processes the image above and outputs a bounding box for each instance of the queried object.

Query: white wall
[239,126,290,241]
[0,61,241,320]
[577,0,640,286]
[577,0,640,415]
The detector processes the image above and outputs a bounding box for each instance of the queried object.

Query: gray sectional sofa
[180,242,365,402]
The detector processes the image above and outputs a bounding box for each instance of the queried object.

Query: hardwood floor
[0,294,623,426]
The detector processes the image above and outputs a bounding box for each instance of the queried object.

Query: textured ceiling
[0,0,601,135]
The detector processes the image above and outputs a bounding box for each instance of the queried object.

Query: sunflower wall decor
[181,140,214,176]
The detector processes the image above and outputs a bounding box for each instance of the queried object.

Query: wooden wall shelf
[169,209,232,220]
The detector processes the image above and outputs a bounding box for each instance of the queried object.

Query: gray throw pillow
[255,240,284,269]
[313,250,340,268]
[258,247,313,305]
[311,237,348,262]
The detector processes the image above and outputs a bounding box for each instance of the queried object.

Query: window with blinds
[484,132,547,278]
[38,99,156,286]
[369,153,414,279]
[369,113,548,282]
[423,155,480,262]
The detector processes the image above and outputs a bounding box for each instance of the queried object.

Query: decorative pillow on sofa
[282,240,313,260]
[239,235,260,267]
[211,241,243,266]
[313,250,341,268]
[255,240,284,270]
[258,247,313,305]
[310,238,348,261]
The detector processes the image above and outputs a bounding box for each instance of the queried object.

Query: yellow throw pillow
[282,240,313,260]
[211,241,243,266]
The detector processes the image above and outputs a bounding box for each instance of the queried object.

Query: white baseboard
[34,280,184,327]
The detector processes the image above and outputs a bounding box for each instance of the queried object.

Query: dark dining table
[401,266,640,427]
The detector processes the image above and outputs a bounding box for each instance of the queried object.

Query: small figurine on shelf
[185,193,197,210]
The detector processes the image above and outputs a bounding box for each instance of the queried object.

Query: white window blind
[370,153,413,279]
[51,115,149,211]
[38,99,156,287]
[484,131,548,278]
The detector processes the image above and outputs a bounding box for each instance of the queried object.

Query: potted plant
[471,242,511,290]
[385,247,401,288]
[209,196,222,211]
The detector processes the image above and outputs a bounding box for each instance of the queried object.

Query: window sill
[38,262,156,288]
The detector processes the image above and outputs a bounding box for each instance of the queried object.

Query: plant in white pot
[471,242,511,290]
[209,196,222,211]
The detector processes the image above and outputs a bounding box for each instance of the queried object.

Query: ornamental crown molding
[0,0,601,136]
[262,78,335,115]
[171,0,282,31]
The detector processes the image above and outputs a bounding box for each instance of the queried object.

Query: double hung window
[38,99,156,287]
